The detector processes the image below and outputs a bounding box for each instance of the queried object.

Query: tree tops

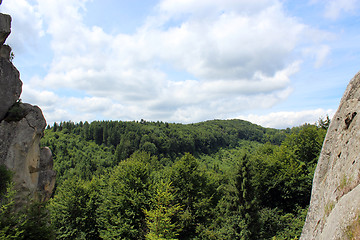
[38,119,327,239]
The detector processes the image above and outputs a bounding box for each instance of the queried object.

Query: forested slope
[1,119,328,239]
[41,119,288,185]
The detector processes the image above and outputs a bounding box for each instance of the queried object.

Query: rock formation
[301,71,360,240]
[0,7,55,202]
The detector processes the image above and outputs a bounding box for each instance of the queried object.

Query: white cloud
[324,0,358,20]
[146,1,307,80]
[237,109,336,129]
[310,0,359,20]
[0,0,44,54]
[22,83,116,124]
[22,84,59,106]
[4,0,335,124]
[314,45,330,68]
[157,0,276,19]
[302,45,331,68]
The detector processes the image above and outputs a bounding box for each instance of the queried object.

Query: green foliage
[209,154,259,240]
[317,115,331,130]
[144,181,182,240]
[283,124,326,166]
[167,153,218,239]
[0,182,26,239]
[49,177,102,239]
[231,154,259,239]
[10,51,14,62]
[0,168,53,239]
[41,119,326,240]
[20,202,55,240]
[258,207,305,240]
[43,119,287,163]
[4,100,25,122]
[267,207,308,240]
[41,130,115,185]
[0,165,12,197]
[252,144,309,211]
[97,152,152,240]
[251,124,325,213]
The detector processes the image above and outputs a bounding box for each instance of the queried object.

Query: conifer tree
[218,154,259,240]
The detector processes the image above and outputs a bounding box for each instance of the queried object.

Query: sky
[1,0,359,129]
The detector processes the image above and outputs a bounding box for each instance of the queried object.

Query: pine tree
[218,154,259,240]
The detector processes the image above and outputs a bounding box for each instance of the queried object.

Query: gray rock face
[0,11,55,203]
[0,12,19,121]
[301,71,360,240]
[38,147,56,201]
[0,57,22,121]
[0,104,56,202]
[0,44,11,60]
[0,13,10,45]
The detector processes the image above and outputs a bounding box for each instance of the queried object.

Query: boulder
[301,71,360,239]
[0,103,56,202]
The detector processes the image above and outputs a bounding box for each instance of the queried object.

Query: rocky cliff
[301,71,360,240]
[0,7,55,202]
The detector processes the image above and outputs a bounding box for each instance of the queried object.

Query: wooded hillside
[1,119,327,239]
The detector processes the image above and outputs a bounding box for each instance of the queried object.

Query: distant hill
[45,119,288,158]
[37,119,327,239]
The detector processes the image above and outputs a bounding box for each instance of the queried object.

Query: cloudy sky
[1,0,359,128]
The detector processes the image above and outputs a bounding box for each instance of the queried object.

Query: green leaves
[167,154,217,239]
[0,170,53,240]
[213,154,259,240]
[0,165,12,198]
[97,153,152,240]
[144,181,182,240]
[49,177,103,240]
[0,182,26,240]
[41,120,326,239]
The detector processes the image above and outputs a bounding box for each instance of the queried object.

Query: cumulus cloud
[4,0,334,123]
[0,0,44,54]
[237,109,336,129]
[323,0,358,20]
[146,1,306,80]
[310,0,359,20]
[22,83,115,124]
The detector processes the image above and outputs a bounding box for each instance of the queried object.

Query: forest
[0,118,330,239]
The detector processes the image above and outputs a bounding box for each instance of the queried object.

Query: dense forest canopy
[1,119,328,239]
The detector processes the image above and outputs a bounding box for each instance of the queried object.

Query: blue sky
[1,0,359,128]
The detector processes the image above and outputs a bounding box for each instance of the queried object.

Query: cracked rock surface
[301,71,360,240]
